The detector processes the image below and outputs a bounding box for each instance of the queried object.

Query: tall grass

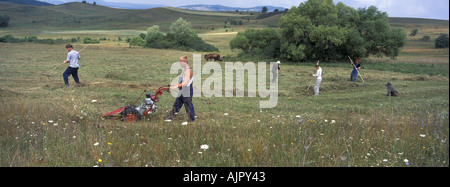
[1,94,448,167]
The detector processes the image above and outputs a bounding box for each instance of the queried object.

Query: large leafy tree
[279,0,406,62]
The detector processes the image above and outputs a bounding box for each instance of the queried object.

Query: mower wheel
[121,105,141,122]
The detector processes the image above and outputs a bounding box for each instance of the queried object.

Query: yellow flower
[108,152,111,155]
[43,123,46,126]
[98,159,102,163]
[108,142,112,145]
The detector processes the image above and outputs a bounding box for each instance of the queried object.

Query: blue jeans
[63,67,79,86]
[350,69,358,82]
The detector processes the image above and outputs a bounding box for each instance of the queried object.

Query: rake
[347,56,367,85]
[42,45,88,78]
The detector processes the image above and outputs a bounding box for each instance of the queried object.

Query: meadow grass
[0,13,449,167]
[1,40,448,167]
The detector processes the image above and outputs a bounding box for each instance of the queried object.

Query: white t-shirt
[67,50,80,68]
[313,68,322,79]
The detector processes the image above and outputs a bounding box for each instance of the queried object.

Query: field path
[198,32,238,36]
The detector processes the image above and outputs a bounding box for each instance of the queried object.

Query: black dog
[386,83,400,96]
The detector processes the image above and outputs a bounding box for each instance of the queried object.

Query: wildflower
[91,100,98,103]
[383,159,388,162]
[324,120,328,123]
[98,159,102,163]
[107,142,112,145]
[53,123,58,127]
[181,121,188,125]
[200,144,209,150]
[331,120,336,124]
[224,113,229,116]
[296,115,301,118]
[43,123,46,126]
[419,134,426,138]
[48,120,54,123]
[94,142,99,146]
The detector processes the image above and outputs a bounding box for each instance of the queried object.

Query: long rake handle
[44,45,87,75]
[347,56,365,83]
[47,62,65,74]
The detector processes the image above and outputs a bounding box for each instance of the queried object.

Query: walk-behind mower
[101,85,170,122]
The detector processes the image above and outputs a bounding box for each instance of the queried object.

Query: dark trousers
[63,67,79,86]
[169,96,195,122]
[350,69,358,82]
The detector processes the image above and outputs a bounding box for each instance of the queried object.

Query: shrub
[0,14,11,27]
[142,18,218,52]
[129,36,144,46]
[420,35,431,42]
[435,33,449,49]
[83,37,100,44]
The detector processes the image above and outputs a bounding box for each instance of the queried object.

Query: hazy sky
[42,0,449,20]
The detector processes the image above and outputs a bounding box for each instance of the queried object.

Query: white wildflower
[419,134,426,138]
[93,142,99,146]
[48,120,54,123]
[331,120,336,124]
[224,113,229,116]
[200,144,209,150]
[181,121,188,125]
[91,100,98,103]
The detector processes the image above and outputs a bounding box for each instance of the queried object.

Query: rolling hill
[0,2,262,31]
[0,0,52,6]
[0,1,448,33]
[178,4,286,12]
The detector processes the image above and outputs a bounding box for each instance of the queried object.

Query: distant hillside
[0,0,52,6]
[0,2,447,33]
[389,17,449,26]
[179,4,286,12]
[0,2,257,31]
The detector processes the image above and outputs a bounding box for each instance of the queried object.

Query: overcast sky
[43,0,449,20]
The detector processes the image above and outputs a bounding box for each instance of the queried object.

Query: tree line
[231,0,409,62]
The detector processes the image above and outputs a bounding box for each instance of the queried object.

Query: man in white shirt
[312,64,322,95]
[62,44,81,87]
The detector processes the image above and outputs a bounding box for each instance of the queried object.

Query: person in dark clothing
[62,44,81,87]
[350,59,361,82]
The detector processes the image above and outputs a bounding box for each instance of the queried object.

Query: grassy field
[0,3,449,167]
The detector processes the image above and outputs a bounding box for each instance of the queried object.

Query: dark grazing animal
[386,82,400,96]
[204,53,221,61]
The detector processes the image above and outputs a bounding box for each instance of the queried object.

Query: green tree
[410,29,418,36]
[279,0,406,61]
[144,25,165,47]
[262,7,268,13]
[0,14,11,27]
[169,17,197,46]
[129,36,144,46]
[230,28,280,58]
[355,6,406,58]
[435,33,449,48]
